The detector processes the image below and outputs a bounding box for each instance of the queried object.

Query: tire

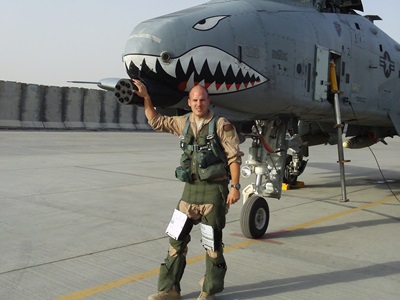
[240,195,270,239]
[283,155,298,186]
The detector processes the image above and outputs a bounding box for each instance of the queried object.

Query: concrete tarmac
[0,131,399,300]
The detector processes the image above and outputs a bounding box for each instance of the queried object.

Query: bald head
[188,85,210,119]
[189,85,209,99]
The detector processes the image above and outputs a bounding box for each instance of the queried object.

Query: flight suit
[148,110,243,295]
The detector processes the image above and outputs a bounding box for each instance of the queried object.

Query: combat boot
[198,277,215,299]
[197,291,215,300]
[147,288,180,300]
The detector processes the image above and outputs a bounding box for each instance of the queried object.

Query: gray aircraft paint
[122,0,400,135]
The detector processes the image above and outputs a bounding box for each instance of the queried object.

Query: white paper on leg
[200,223,215,251]
[165,209,188,240]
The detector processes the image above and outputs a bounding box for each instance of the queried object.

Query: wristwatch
[230,183,241,190]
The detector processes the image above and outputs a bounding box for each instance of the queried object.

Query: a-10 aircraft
[86,0,400,239]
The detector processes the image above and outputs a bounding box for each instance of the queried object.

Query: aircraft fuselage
[123,0,400,131]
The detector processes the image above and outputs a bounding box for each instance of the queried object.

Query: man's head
[188,85,210,119]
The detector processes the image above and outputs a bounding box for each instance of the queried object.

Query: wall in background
[0,81,150,130]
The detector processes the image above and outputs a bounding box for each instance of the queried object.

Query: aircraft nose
[123,17,186,79]
[124,17,185,58]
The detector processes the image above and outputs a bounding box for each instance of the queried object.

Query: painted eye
[193,16,228,31]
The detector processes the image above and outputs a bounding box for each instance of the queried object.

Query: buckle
[197,145,211,152]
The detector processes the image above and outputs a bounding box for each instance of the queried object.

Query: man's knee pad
[169,233,191,256]
[206,249,218,259]
[169,245,189,257]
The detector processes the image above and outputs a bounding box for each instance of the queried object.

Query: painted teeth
[124,46,268,93]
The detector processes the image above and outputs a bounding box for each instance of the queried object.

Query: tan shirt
[148,110,243,165]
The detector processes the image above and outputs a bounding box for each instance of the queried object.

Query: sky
[0,0,399,88]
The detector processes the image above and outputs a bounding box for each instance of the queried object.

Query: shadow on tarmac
[299,162,400,196]
[183,261,400,299]
[262,217,400,240]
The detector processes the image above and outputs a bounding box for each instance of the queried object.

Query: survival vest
[177,116,228,182]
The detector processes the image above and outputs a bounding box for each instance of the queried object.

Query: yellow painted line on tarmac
[55,195,397,300]
[54,239,256,300]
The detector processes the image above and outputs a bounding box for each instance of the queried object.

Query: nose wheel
[240,195,270,239]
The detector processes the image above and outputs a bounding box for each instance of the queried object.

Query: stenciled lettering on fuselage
[380,51,395,78]
[272,50,289,62]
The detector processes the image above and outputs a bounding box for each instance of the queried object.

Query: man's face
[188,86,210,119]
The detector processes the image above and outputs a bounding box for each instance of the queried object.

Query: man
[132,79,243,300]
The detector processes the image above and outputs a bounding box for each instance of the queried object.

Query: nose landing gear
[239,120,288,239]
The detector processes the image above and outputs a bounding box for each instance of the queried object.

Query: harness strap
[181,115,218,152]
[207,117,216,140]
[182,116,191,136]
[180,116,193,151]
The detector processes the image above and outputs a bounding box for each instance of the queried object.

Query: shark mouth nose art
[124,46,268,94]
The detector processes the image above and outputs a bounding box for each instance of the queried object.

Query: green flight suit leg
[157,235,191,293]
[200,192,227,294]
[202,246,227,294]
